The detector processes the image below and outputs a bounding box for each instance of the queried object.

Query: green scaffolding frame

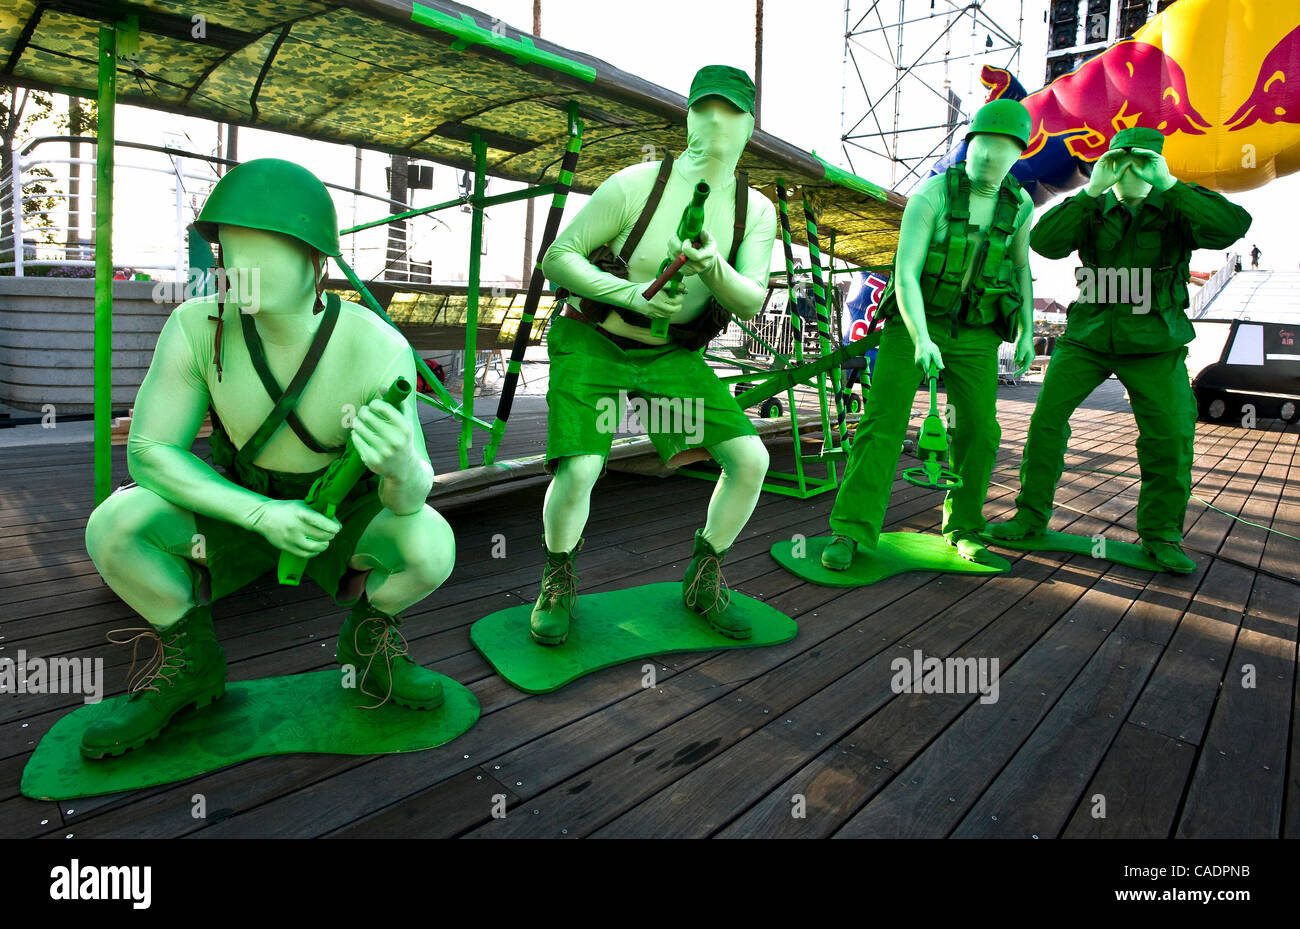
[87,30,876,507]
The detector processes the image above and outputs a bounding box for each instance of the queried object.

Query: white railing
[1190,253,1239,319]
[2,137,223,279]
[1,135,461,285]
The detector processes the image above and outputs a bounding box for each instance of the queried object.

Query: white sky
[17,0,1296,303]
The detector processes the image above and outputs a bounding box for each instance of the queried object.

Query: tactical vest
[877,163,1024,341]
[555,154,748,352]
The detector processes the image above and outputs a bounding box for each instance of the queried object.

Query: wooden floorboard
[0,379,1296,838]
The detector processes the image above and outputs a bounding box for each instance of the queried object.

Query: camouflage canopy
[0,0,905,266]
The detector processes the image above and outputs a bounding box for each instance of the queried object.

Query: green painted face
[217,224,318,317]
[686,96,754,163]
[964,133,1022,187]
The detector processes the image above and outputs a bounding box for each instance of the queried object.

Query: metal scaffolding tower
[840,1,1025,193]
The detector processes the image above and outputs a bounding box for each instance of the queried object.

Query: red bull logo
[1225,23,1300,130]
[1022,39,1210,161]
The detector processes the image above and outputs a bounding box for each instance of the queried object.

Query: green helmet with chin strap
[194,158,341,257]
[965,99,1032,151]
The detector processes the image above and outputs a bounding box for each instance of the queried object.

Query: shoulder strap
[619,154,674,263]
[727,171,748,266]
[234,292,343,469]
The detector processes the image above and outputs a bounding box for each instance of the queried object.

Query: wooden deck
[1,377,1297,839]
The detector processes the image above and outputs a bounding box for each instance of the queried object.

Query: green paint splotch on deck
[471,582,797,693]
[772,532,1008,588]
[22,670,479,801]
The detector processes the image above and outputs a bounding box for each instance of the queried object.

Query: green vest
[878,163,1024,341]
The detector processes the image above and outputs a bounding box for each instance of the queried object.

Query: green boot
[530,537,582,646]
[1142,540,1196,574]
[80,604,227,760]
[988,514,1046,541]
[336,598,444,709]
[821,535,857,571]
[683,528,749,640]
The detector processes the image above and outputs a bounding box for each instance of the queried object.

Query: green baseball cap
[1110,127,1164,154]
[687,65,756,115]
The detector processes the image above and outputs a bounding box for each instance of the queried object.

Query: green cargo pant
[829,318,1003,547]
[1013,338,1195,542]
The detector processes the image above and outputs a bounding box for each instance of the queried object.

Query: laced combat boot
[336,597,444,709]
[821,535,857,570]
[683,528,749,640]
[987,514,1046,541]
[1142,540,1196,574]
[80,604,227,760]
[530,537,582,646]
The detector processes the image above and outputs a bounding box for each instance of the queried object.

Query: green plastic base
[470,582,797,693]
[21,670,479,801]
[771,532,1009,588]
[980,529,1164,571]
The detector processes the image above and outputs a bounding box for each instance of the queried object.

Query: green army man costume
[821,99,1037,570]
[989,127,1253,573]
[80,159,457,759]
[532,65,777,645]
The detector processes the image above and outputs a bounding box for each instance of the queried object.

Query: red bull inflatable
[928,0,1300,200]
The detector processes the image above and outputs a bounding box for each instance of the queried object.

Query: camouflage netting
[0,0,905,266]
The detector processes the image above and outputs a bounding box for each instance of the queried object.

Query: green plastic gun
[642,179,710,338]
[276,376,413,586]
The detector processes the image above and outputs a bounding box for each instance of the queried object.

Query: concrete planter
[0,278,176,415]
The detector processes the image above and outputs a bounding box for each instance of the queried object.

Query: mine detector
[0,0,906,504]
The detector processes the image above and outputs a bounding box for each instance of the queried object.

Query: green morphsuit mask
[80,159,458,758]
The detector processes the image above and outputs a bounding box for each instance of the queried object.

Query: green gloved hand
[248,498,341,558]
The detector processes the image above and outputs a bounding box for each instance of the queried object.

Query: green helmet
[194,158,340,257]
[965,99,1032,151]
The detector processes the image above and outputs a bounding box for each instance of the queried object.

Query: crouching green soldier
[822,99,1036,570]
[81,159,457,759]
[988,127,1253,572]
[531,65,777,644]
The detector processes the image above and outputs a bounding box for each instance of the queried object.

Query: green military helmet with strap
[194,158,341,257]
[966,98,1032,150]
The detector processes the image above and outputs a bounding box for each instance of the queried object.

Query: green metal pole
[459,132,487,470]
[484,102,584,466]
[801,197,841,473]
[92,26,117,505]
[774,181,808,493]
[826,231,847,446]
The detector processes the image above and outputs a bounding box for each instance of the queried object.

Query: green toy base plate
[771,532,1009,588]
[21,670,479,801]
[980,529,1164,571]
[470,582,797,694]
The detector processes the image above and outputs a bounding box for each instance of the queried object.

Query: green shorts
[193,467,384,605]
[544,313,757,474]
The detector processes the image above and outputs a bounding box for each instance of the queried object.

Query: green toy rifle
[642,179,710,338]
[276,376,412,586]
[902,363,963,490]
